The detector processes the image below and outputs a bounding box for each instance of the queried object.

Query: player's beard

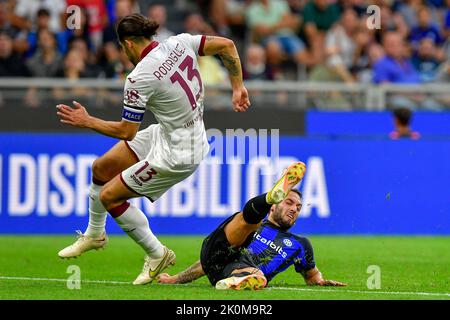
[272,206,294,231]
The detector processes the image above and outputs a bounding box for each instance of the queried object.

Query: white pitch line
[267,286,450,298]
[0,276,131,285]
[0,276,449,298]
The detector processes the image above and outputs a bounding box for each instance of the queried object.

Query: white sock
[114,203,165,259]
[84,183,107,238]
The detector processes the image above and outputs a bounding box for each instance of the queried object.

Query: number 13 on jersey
[170,55,203,111]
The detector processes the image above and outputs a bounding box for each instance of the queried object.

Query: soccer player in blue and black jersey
[158,162,346,290]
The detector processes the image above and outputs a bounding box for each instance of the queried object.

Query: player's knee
[99,186,115,211]
[92,158,114,183]
[92,159,105,180]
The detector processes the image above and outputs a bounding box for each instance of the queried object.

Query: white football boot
[58,230,108,259]
[133,247,176,285]
[215,274,267,290]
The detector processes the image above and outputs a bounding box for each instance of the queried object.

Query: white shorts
[121,124,199,201]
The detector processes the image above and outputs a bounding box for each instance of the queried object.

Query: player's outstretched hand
[317,279,347,287]
[156,273,178,284]
[56,101,91,128]
[232,86,251,112]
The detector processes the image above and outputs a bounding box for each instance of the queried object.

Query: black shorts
[200,213,256,286]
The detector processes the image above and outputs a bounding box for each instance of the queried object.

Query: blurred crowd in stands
[0,0,450,109]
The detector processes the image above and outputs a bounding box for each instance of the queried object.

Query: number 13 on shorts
[134,161,158,182]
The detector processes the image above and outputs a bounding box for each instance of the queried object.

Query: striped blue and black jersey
[239,221,316,283]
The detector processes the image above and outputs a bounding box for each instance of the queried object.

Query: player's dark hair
[393,107,412,126]
[117,14,159,43]
[290,189,303,200]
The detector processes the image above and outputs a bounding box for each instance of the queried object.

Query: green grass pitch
[0,235,449,300]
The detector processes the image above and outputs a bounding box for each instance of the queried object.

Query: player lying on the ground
[56,13,250,285]
[158,162,346,290]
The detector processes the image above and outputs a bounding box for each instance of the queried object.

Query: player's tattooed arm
[157,260,205,284]
[219,52,240,77]
[202,36,250,112]
[207,38,240,77]
[302,267,347,287]
[176,260,205,283]
[203,36,243,86]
